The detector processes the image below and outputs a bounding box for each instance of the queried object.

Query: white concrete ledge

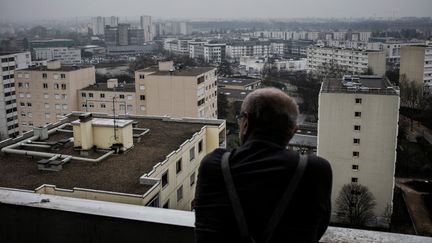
[1,188,431,242]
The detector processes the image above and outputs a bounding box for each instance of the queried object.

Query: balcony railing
[0,188,431,243]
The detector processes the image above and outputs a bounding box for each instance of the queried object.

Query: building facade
[399,43,432,87]
[135,61,218,119]
[14,60,95,132]
[317,75,400,226]
[34,47,81,65]
[140,15,153,42]
[0,52,31,139]
[307,46,386,76]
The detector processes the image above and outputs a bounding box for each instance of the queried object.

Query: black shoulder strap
[221,152,308,243]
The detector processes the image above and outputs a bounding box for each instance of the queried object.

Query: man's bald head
[240,88,299,145]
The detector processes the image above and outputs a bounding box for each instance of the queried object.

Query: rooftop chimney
[107,78,118,88]
[158,61,174,72]
[47,60,61,70]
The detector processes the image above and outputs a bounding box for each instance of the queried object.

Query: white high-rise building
[0,52,31,139]
[140,15,153,42]
[104,16,119,27]
[91,16,105,36]
[317,75,400,227]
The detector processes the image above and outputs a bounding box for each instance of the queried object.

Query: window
[55,104,60,110]
[145,194,160,208]
[197,98,205,106]
[18,82,23,87]
[24,83,29,88]
[27,102,32,107]
[62,104,68,110]
[100,93,105,98]
[89,93,93,98]
[119,94,125,99]
[353,151,359,157]
[81,93,86,97]
[127,105,133,111]
[140,95,145,100]
[27,112,32,118]
[354,125,361,131]
[89,103,94,108]
[189,147,195,161]
[101,103,106,108]
[61,94,67,100]
[177,186,183,202]
[45,113,50,119]
[54,83,59,89]
[20,102,25,107]
[352,165,359,171]
[351,177,358,183]
[198,140,203,153]
[44,93,49,99]
[127,95,133,100]
[44,103,50,109]
[42,73,47,78]
[60,74,66,79]
[163,201,169,209]
[139,74,145,79]
[354,112,361,117]
[119,104,125,110]
[139,85,145,90]
[61,84,66,90]
[190,172,196,187]
[197,76,205,85]
[140,105,145,111]
[176,159,182,174]
[26,93,31,98]
[161,171,168,188]
[353,138,360,144]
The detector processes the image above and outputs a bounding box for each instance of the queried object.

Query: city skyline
[0,0,432,21]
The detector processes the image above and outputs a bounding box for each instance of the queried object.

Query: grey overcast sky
[1,0,431,20]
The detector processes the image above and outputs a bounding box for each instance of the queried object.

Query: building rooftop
[217,77,261,87]
[321,75,399,96]
[149,67,216,77]
[19,65,94,72]
[0,114,218,195]
[81,83,135,92]
[219,88,253,102]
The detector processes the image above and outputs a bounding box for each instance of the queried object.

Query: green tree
[336,183,377,227]
[217,60,233,77]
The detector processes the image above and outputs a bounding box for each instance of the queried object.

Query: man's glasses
[235,113,246,124]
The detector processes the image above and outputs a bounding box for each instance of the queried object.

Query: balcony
[1,189,431,243]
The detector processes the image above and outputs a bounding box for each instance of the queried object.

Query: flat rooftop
[321,75,399,96]
[81,83,135,92]
[19,65,94,72]
[0,114,214,195]
[219,88,252,101]
[149,67,216,76]
[217,77,261,87]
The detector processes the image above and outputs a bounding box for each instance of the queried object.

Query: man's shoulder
[302,154,333,180]
[199,148,229,173]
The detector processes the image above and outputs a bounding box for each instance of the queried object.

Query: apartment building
[135,61,218,119]
[78,79,136,115]
[307,46,386,76]
[203,43,226,63]
[317,75,400,226]
[34,47,81,65]
[0,112,226,211]
[217,77,261,90]
[226,41,272,62]
[399,43,432,88]
[140,15,153,42]
[189,41,206,59]
[91,16,119,35]
[0,51,31,139]
[14,60,95,132]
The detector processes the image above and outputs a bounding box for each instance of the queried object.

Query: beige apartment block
[400,44,432,86]
[317,75,400,227]
[0,112,226,211]
[78,79,136,116]
[14,60,95,132]
[135,61,218,119]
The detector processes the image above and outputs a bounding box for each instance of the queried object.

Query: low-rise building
[217,77,261,90]
[78,79,136,115]
[34,47,81,65]
[0,112,226,211]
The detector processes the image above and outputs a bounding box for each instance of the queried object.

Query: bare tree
[336,183,377,227]
[399,77,423,131]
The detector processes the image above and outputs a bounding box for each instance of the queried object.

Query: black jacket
[194,139,332,243]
